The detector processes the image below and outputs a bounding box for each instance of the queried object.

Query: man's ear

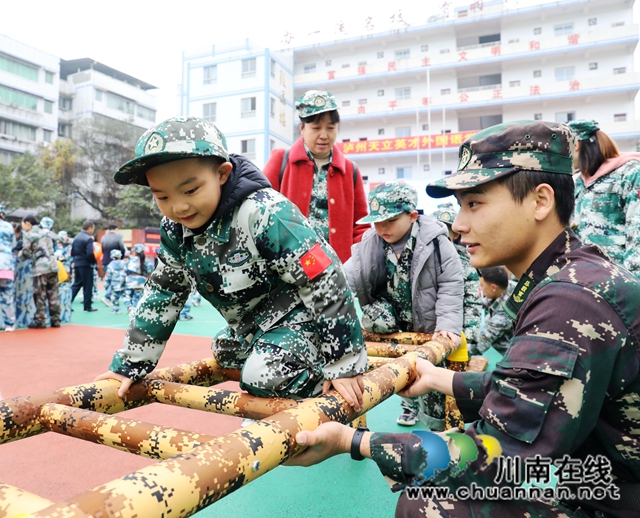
[217,162,233,185]
[533,183,555,222]
[410,210,419,223]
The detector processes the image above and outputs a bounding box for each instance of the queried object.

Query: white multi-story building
[179,39,294,167]
[181,0,639,209]
[0,34,59,164]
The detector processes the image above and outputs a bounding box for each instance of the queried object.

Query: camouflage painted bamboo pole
[367,357,395,369]
[363,330,433,344]
[26,342,455,518]
[39,403,217,459]
[147,380,299,419]
[367,341,432,358]
[0,484,53,518]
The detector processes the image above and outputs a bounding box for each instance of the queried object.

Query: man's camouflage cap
[357,181,418,224]
[567,119,600,141]
[426,120,575,198]
[431,202,458,226]
[114,116,229,186]
[296,90,338,119]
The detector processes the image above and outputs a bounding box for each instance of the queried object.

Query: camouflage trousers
[58,282,72,324]
[395,492,593,517]
[123,288,143,312]
[361,298,410,335]
[0,278,16,328]
[33,272,60,326]
[212,310,324,399]
[110,289,123,307]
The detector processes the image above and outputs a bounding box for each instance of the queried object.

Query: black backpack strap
[433,236,443,275]
[279,148,291,189]
[352,160,359,187]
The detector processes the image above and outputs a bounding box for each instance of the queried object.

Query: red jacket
[263,137,369,263]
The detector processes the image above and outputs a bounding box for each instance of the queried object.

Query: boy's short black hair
[22,214,38,225]
[299,110,340,126]
[495,170,575,227]
[478,266,509,289]
[196,155,227,172]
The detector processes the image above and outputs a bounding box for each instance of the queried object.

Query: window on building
[43,129,53,143]
[555,112,576,123]
[377,89,384,96]
[325,59,332,66]
[440,48,451,53]
[589,62,598,70]
[397,166,412,179]
[358,61,367,67]
[395,49,410,60]
[423,164,430,172]
[358,99,367,105]
[270,139,276,152]
[377,51,384,58]
[614,67,627,75]
[359,137,368,141]
[509,80,520,87]
[554,23,574,36]
[555,66,575,82]
[95,89,103,101]
[612,21,625,27]
[0,149,16,164]
[441,88,451,94]
[396,127,411,137]
[534,113,543,120]
[588,18,597,26]
[421,44,429,52]
[57,122,72,138]
[241,139,256,159]
[614,113,627,122]
[341,63,351,68]
[0,54,38,81]
[59,96,73,111]
[45,71,54,84]
[204,65,217,85]
[303,63,316,74]
[378,128,385,135]
[137,105,156,122]
[270,58,276,78]
[378,168,385,174]
[0,118,36,140]
[533,27,542,35]
[533,70,541,78]
[44,100,53,114]
[395,87,411,100]
[242,58,256,78]
[107,93,134,114]
[270,97,276,117]
[241,97,256,117]
[422,124,429,131]
[342,100,351,107]
[0,85,38,110]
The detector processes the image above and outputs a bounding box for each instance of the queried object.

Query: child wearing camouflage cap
[263,90,369,263]
[345,181,463,428]
[95,116,366,411]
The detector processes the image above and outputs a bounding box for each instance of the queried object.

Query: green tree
[40,138,79,230]
[107,184,162,228]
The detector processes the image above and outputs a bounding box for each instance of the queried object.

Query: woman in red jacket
[263,90,369,263]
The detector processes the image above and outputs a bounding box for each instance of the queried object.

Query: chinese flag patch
[299,243,332,280]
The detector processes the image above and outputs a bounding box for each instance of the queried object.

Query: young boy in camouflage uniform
[345,182,463,427]
[431,202,482,354]
[476,266,514,356]
[104,249,126,314]
[291,120,640,518]
[96,116,366,411]
[0,205,16,332]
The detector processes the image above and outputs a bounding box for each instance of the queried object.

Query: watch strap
[350,426,369,461]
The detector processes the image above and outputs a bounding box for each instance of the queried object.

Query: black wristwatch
[350,426,370,461]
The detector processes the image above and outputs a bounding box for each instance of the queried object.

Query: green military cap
[296,90,338,119]
[431,202,458,226]
[567,119,599,141]
[357,181,418,224]
[114,116,229,186]
[426,120,575,198]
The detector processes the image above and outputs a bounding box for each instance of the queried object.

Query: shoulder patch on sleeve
[299,243,332,280]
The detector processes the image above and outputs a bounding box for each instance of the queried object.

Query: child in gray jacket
[345,181,464,428]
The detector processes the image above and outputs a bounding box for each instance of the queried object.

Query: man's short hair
[478,266,509,289]
[107,223,118,230]
[22,214,38,225]
[82,220,95,231]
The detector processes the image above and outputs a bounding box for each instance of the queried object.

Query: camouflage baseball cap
[114,116,229,186]
[132,244,145,254]
[296,90,338,119]
[110,249,122,259]
[40,217,54,229]
[426,120,575,198]
[356,181,418,224]
[567,119,599,141]
[431,202,458,226]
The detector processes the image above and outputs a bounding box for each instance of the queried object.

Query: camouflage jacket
[0,219,16,272]
[105,259,126,292]
[454,243,482,347]
[109,156,365,382]
[21,225,59,276]
[124,256,153,290]
[475,287,514,356]
[574,157,640,278]
[369,230,640,516]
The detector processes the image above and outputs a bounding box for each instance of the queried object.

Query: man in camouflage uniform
[21,215,60,328]
[476,266,514,356]
[0,205,17,332]
[345,182,463,428]
[95,117,367,410]
[569,119,640,278]
[431,203,483,354]
[290,121,640,518]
